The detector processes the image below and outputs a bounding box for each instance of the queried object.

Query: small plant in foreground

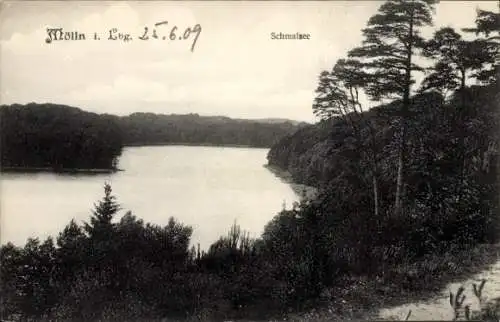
[450,285,467,320]
[448,279,500,322]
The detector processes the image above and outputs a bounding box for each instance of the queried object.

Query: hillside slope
[267,84,499,189]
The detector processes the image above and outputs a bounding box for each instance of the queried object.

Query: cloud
[1,1,498,122]
[67,75,184,103]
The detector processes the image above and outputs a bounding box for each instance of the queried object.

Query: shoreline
[0,167,122,174]
[124,142,270,149]
[264,163,318,201]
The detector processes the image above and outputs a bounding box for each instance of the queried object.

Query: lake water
[0,146,301,249]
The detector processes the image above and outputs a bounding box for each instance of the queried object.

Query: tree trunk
[373,174,379,217]
[368,117,380,219]
[394,139,406,216]
[456,69,467,203]
[370,141,380,218]
[394,8,414,218]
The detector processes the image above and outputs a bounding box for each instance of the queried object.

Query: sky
[0,1,498,123]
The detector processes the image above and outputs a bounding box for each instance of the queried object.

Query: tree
[347,0,437,217]
[420,27,494,201]
[83,182,120,284]
[462,7,500,83]
[0,243,24,320]
[313,59,381,217]
[84,183,120,240]
[15,237,57,318]
[56,219,87,287]
[421,27,492,95]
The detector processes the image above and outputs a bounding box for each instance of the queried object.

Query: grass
[282,243,500,321]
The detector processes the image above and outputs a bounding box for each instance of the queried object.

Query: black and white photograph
[0,0,499,321]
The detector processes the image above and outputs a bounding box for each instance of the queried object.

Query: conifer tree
[421,27,493,94]
[313,58,381,217]
[420,26,494,199]
[84,182,120,240]
[347,0,437,216]
[83,182,120,282]
[462,8,499,84]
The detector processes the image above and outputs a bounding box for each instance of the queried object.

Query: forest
[120,112,305,148]
[0,1,499,321]
[0,103,123,171]
[0,104,303,171]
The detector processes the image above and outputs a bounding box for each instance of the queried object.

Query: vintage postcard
[0,1,499,321]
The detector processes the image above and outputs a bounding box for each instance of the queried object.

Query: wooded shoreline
[123,142,265,148]
[0,167,122,174]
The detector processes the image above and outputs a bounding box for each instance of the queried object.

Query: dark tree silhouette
[347,0,437,217]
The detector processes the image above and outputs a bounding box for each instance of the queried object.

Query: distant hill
[0,103,123,171]
[234,118,307,126]
[120,112,306,148]
[0,103,306,171]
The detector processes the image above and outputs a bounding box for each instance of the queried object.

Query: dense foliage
[0,103,123,171]
[120,113,304,148]
[268,2,500,281]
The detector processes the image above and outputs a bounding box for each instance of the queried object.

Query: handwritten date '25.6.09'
[45,21,202,52]
[137,21,201,51]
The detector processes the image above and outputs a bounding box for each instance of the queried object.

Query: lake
[0,145,301,249]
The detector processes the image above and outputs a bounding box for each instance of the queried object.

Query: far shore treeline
[0,103,305,171]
